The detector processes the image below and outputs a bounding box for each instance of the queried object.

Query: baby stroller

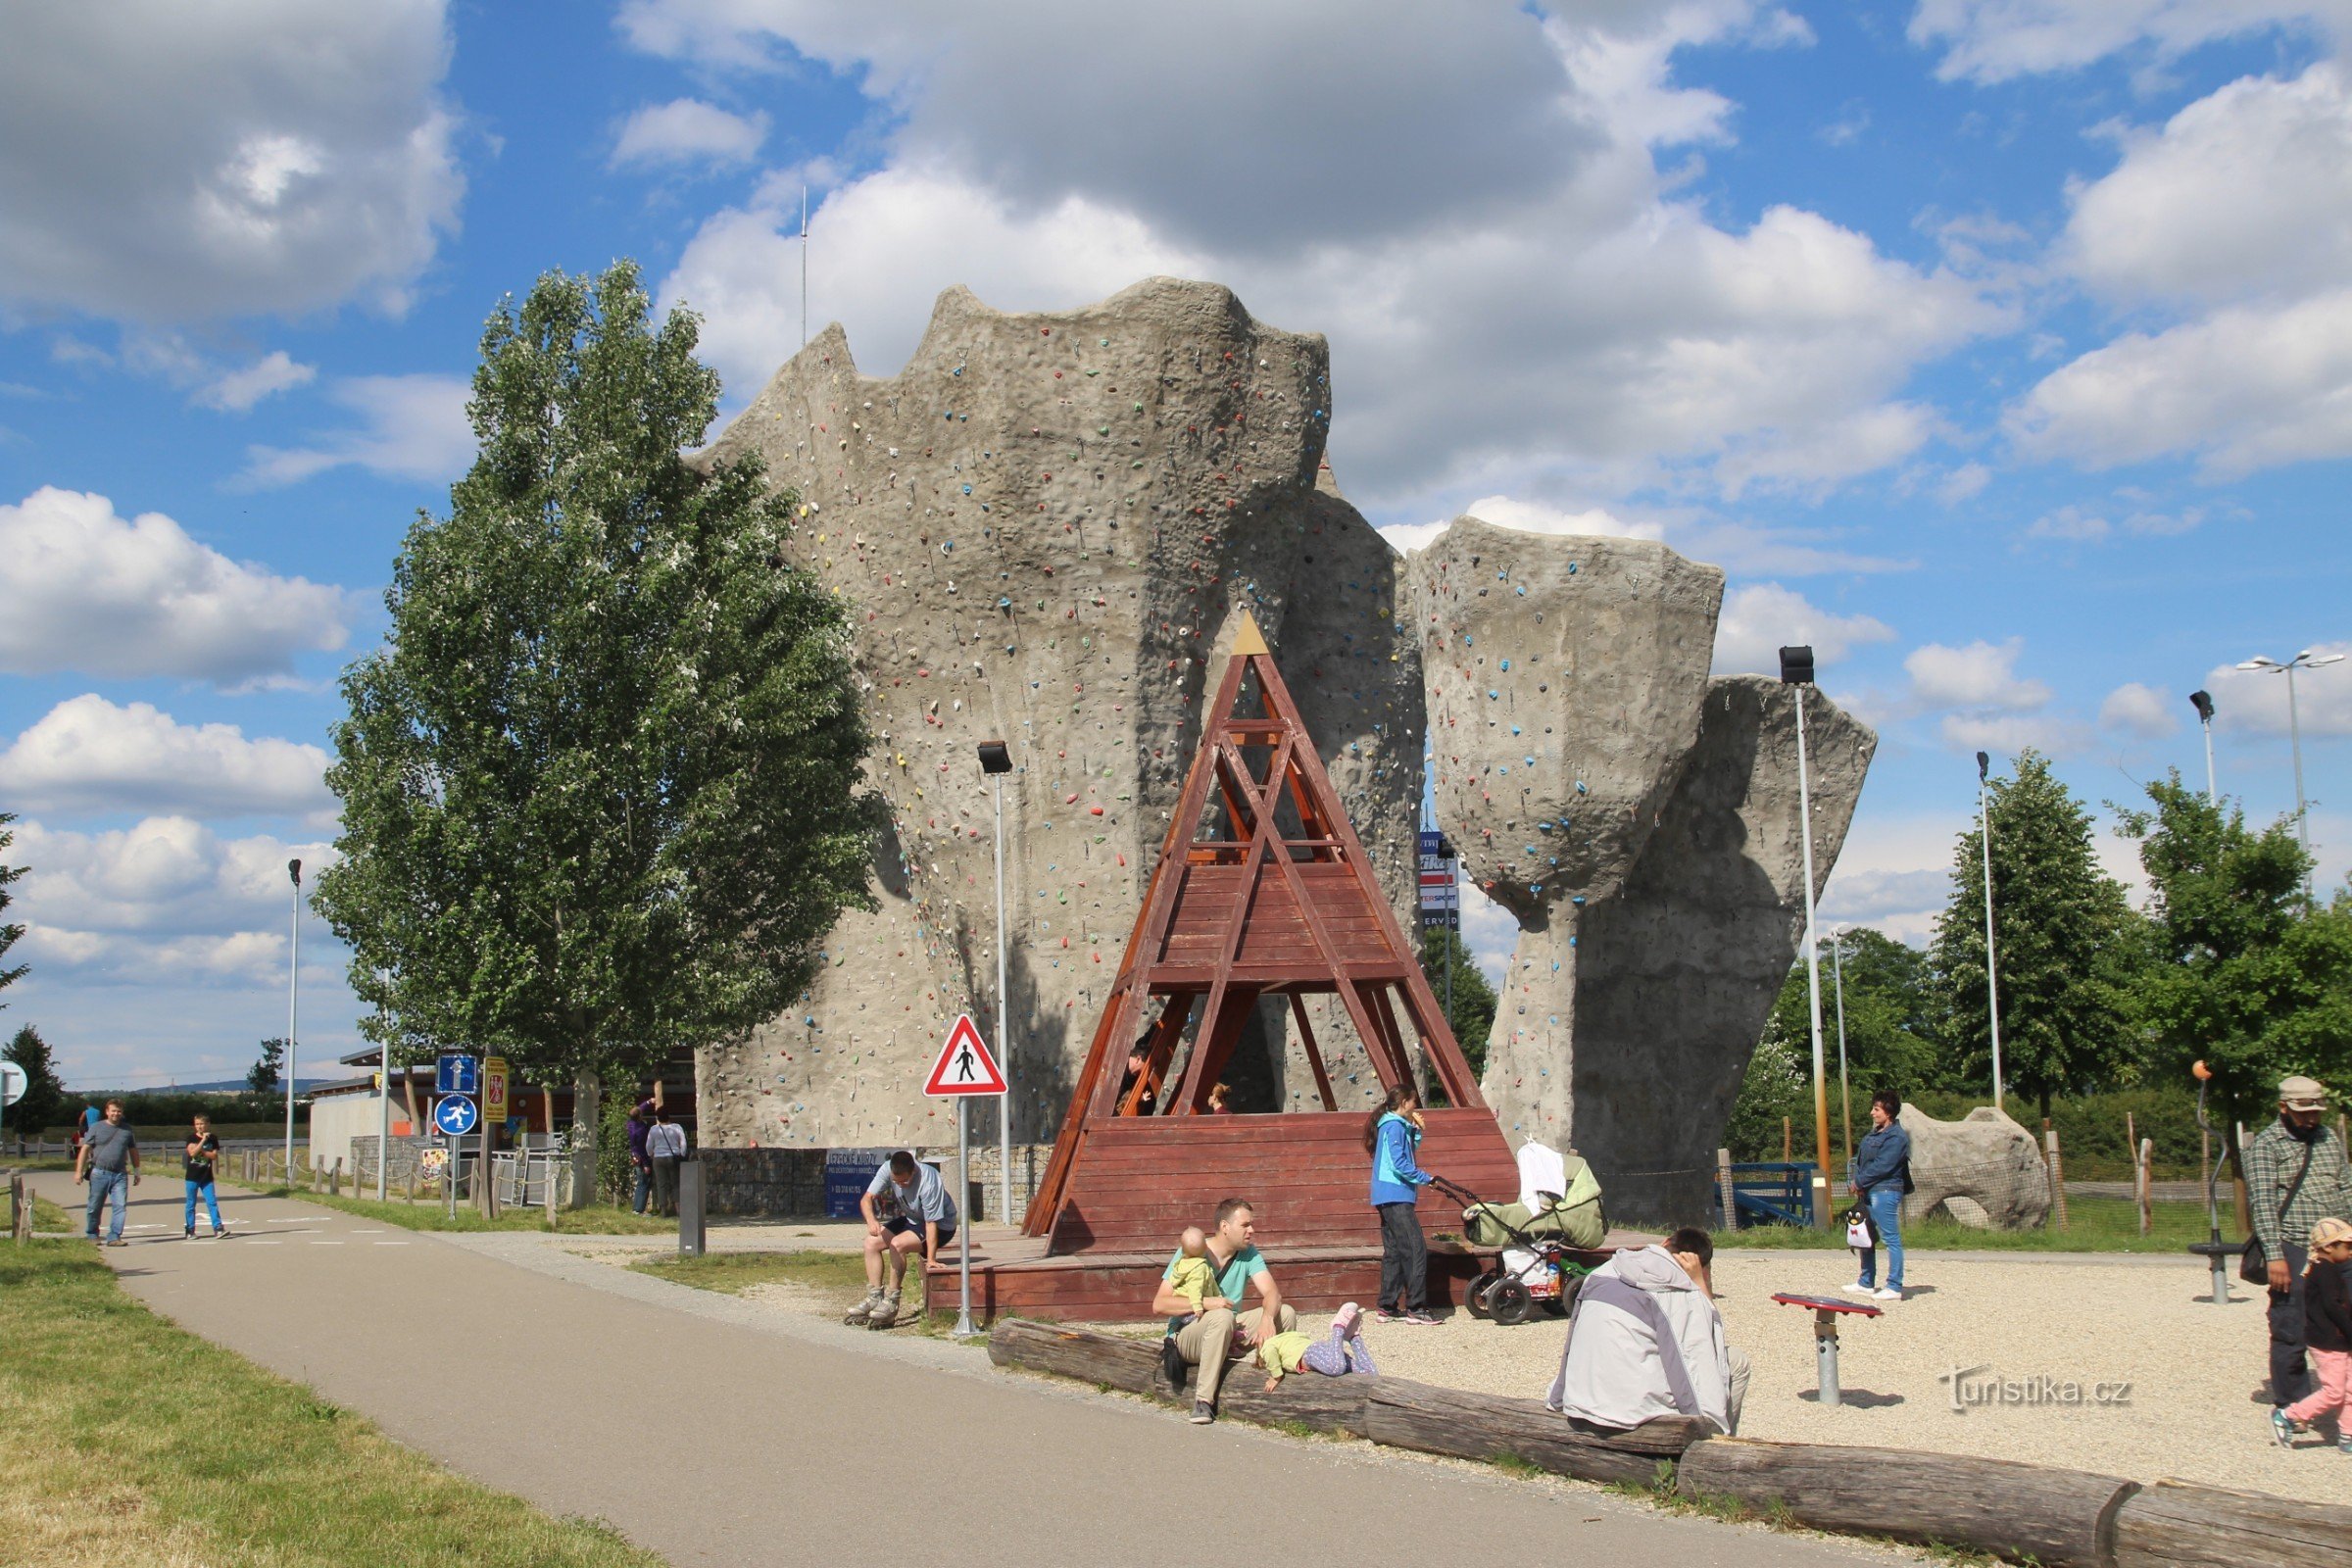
[1432,1142,1610,1326]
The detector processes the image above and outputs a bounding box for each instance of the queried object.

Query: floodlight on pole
[1976,752,2004,1111]
[2188,689,2218,808]
[2235,650,2343,902]
[284,858,302,1176]
[1779,644,1832,1226]
[978,741,1013,1227]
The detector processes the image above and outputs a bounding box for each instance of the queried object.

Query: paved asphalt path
[32,1174,1896,1568]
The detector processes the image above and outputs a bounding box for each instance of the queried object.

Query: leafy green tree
[317,262,876,1198]
[2116,773,2352,1132]
[4,1024,66,1137]
[1417,924,1498,1081]
[0,812,25,1005]
[1930,751,2146,1117]
[247,1037,285,1095]
[1724,1027,1810,1162]
[1750,927,1947,1161]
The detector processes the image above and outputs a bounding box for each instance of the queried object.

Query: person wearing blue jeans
[183,1114,226,1239]
[1846,1089,1912,1301]
[74,1100,142,1246]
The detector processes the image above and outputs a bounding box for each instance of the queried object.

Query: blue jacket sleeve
[1387,1120,1433,1186]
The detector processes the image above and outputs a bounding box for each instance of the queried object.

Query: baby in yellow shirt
[1165,1226,1215,1334]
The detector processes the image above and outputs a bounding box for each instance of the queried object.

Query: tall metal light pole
[1976,753,2004,1111]
[1780,646,1832,1226]
[2236,650,2344,902]
[978,741,1014,1225]
[2188,689,2218,807]
[283,858,302,1176]
[1830,924,1853,1168]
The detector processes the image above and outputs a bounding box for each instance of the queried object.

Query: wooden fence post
[1782,1117,1793,1163]
[2045,1124,2068,1230]
[9,1172,24,1243]
[1716,1148,1737,1233]
[2136,1137,2153,1237]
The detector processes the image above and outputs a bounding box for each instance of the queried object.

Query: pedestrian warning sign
[923,1013,1006,1097]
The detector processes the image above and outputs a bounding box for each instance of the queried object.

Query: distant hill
[62,1078,341,1096]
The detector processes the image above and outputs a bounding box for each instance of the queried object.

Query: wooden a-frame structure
[1022,613,1514,1253]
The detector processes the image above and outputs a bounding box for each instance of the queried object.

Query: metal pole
[284,861,301,1175]
[1832,927,1852,1169]
[2286,662,2313,903]
[1978,767,2004,1110]
[954,1100,976,1337]
[799,184,808,349]
[376,1039,390,1202]
[994,772,1010,1226]
[2199,712,2218,808]
[1794,687,1831,1226]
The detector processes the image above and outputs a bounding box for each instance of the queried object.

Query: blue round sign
[434,1096,479,1137]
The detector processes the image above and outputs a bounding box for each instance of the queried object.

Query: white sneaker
[1871,1287,1902,1301]
[1840,1283,1873,1295]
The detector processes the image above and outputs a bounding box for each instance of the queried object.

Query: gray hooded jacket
[1545,1245,1734,1434]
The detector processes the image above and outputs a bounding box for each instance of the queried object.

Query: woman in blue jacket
[1846,1089,1913,1301]
[1366,1084,1438,1324]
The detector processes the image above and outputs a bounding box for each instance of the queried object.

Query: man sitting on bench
[1546,1225,1748,1435]
[847,1151,957,1330]
[1152,1197,1296,1425]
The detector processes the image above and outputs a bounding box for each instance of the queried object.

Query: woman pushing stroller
[1367,1085,1440,1324]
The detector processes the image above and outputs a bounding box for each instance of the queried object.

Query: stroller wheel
[1464,1269,1499,1319]
[1491,1278,1535,1326]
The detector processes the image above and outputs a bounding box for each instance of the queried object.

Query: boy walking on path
[2245,1075,2352,1409]
[74,1100,140,1245]
[183,1114,226,1239]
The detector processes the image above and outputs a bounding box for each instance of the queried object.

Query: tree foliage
[2116,773,2352,1128]
[1929,751,2145,1115]
[1417,925,1498,1083]
[0,812,25,1004]
[4,1024,66,1136]
[247,1038,285,1095]
[317,262,876,1094]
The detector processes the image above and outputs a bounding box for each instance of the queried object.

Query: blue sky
[2,1,2347,1089]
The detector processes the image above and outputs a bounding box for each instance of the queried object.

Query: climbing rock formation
[1900,1103,2053,1230]
[1412,520,1874,1222]
[691,279,1424,1148]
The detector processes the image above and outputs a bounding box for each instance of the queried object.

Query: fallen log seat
[1677,1439,2138,1568]
[1361,1379,1709,1487]
[2111,1478,2352,1567]
[988,1317,1372,1435]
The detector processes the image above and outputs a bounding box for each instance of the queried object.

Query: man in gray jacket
[1547,1226,1748,1435]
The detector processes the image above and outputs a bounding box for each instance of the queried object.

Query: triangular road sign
[924,1013,1006,1097]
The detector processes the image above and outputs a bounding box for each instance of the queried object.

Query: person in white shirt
[646,1110,688,1216]
[1546,1226,1748,1435]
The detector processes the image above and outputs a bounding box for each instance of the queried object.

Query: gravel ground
[1344,1250,2351,1506]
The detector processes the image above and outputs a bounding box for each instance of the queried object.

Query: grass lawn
[240,1184,678,1236]
[30,1192,73,1232]
[1714,1195,2220,1255]
[633,1250,939,1321]
[0,1239,661,1567]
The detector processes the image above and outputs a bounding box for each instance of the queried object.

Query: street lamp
[977,741,1013,1230]
[2187,689,2218,807]
[2236,650,2345,901]
[1976,753,2004,1111]
[284,858,302,1177]
[1779,645,1832,1226]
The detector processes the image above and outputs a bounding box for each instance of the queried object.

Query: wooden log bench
[986,1318,1706,1475]
[1677,1439,2139,1567]
[2111,1478,2352,1567]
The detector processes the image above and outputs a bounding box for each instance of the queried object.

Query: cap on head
[2310,1216,2352,1252]
[2279,1075,2328,1111]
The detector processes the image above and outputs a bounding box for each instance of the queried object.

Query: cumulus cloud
[0,696,333,819]
[9,815,337,987]
[239,373,473,487]
[1904,638,2053,711]
[0,486,349,683]
[1908,1,2352,83]
[2100,681,2180,737]
[194,350,317,412]
[1380,494,1664,554]
[2201,643,2352,737]
[0,0,464,321]
[611,98,768,169]
[1712,583,1896,675]
[638,1,1996,509]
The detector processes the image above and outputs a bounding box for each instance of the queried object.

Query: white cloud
[1904,638,2053,711]
[1381,494,1666,554]
[1939,710,2094,756]
[2100,680,2180,737]
[612,98,768,169]
[2201,643,2352,737]
[2027,505,2110,541]
[1712,583,1896,675]
[1908,1,2352,83]
[1936,462,1991,504]
[0,486,349,683]
[1819,812,1967,946]
[641,2,1997,508]
[0,1,463,321]
[195,350,317,413]
[0,696,333,819]
[9,815,337,988]
[240,373,473,487]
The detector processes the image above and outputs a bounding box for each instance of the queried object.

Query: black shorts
[884,1215,954,1247]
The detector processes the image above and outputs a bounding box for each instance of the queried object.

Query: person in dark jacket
[2274,1216,2352,1451]
[1366,1084,1437,1324]
[1844,1089,1912,1302]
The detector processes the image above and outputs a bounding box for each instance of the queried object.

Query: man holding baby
[1152,1196,1297,1424]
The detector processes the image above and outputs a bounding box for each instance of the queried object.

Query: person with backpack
[1366,1084,1437,1324]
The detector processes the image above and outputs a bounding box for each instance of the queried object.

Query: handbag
[2238,1137,2315,1286]
[1841,1205,1876,1250]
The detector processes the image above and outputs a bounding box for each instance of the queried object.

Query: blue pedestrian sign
[435,1053,479,1096]
[433,1096,479,1137]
